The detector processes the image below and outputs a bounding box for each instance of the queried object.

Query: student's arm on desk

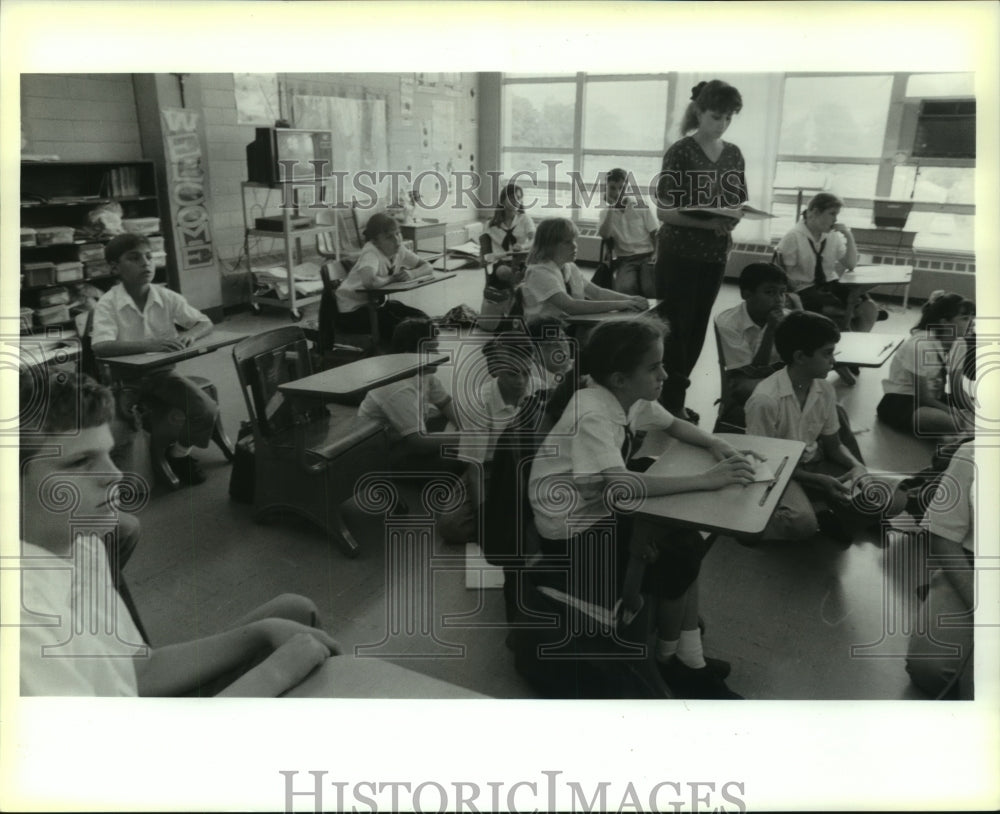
[546,290,644,316]
[399,247,434,279]
[92,337,186,357]
[134,619,339,697]
[582,279,648,310]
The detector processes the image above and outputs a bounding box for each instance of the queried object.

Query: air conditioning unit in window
[900,98,975,160]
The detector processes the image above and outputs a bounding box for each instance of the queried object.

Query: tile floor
[123,263,941,699]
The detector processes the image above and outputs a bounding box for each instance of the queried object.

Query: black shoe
[704,656,731,680]
[658,656,742,699]
[683,407,700,425]
[167,454,206,485]
[876,309,890,322]
[817,509,853,546]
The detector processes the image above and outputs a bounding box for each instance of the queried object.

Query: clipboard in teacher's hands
[679,204,775,220]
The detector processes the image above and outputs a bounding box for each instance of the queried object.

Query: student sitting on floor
[905,440,976,699]
[519,218,649,323]
[713,262,795,428]
[438,332,538,545]
[529,317,759,699]
[90,234,217,486]
[745,311,902,545]
[18,369,340,696]
[597,168,659,296]
[357,318,463,473]
[877,290,976,440]
[334,212,432,348]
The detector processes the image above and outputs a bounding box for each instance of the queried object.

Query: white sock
[169,443,192,459]
[676,628,706,669]
[655,638,678,663]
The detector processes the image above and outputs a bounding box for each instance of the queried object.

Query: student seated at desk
[18,369,341,697]
[597,167,659,295]
[746,311,902,545]
[357,318,463,473]
[334,212,431,347]
[519,218,648,323]
[486,182,535,287]
[529,318,758,699]
[90,234,217,486]
[714,262,794,427]
[877,291,976,440]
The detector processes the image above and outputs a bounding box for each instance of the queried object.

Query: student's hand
[390,269,411,282]
[837,465,868,499]
[177,334,195,348]
[256,618,342,656]
[628,295,649,310]
[709,439,766,465]
[816,473,852,504]
[766,305,785,329]
[266,633,335,689]
[831,223,852,237]
[147,338,185,352]
[700,454,756,490]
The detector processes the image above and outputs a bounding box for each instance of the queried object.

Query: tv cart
[241,180,337,321]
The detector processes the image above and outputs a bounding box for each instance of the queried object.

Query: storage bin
[121,217,160,235]
[21,227,37,247]
[20,307,34,332]
[77,243,105,263]
[38,287,71,307]
[22,262,56,288]
[84,261,111,279]
[147,236,165,252]
[55,262,84,283]
[34,304,71,327]
[34,226,75,246]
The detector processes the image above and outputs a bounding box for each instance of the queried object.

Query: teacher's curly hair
[681,79,743,134]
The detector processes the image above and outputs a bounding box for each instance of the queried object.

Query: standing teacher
[654,79,746,419]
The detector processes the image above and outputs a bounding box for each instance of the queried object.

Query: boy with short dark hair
[18,369,339,696]
[745,311,878,544]
[597,168,658,295]
[90,233,217,485]
[713,262,793,427]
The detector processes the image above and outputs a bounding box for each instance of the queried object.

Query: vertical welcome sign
[160,108,215,270]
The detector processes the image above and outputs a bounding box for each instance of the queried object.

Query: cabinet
[240,181,330,321]
[20,160,170,334]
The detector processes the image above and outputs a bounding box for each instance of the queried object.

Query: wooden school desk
[563,298,662,328]
[400,219,448,259]
[833,332,907,368]
[99,330,245,375]
[634,433,805,538]
[362,271,457,339]
[279,352,448,404]
[839,264,914,310]
[18,335,82,368]
[283,656,486,698]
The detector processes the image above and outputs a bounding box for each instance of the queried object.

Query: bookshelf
[20,160,171,335]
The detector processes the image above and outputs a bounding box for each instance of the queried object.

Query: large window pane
[889,166,975,205]
[779,76,892,158]
[907,211,974,252]
[582,80,668,151]
[773,161,879,199]
[501,151,574,184]
[503,83,576,148]
[905,73,975,98]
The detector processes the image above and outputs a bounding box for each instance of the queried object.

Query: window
[502,82,575,149]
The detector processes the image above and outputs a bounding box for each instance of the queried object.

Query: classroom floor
[123,267,938,700]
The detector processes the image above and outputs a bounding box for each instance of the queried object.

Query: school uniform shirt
[881,332,948,400]
[656,135,748,264]
[521,260,588,322]
[90,282,208,345]
[357,372,449,443]
[336,241,424,314]
[486,212,535,254]
[529,379,675,541]
[455,376,540,465]
[745,367,839,464]
[774,220,848,292]
[923,441,975,553]
[20,535,145,696]
[714,302,789,370]
[599,198,658,256]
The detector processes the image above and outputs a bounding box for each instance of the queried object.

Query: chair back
[232,326,317,441]
[479,232,494,282]
[712,322,746,434]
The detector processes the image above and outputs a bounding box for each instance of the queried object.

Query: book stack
[84,260,111,279]
[34,226,75,245]
[101,166,141,198]
[78,243,105,263]
[21,227,36,246]
[55,262,84,283]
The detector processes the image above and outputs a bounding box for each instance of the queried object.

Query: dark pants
[138,369,218,449]
[102,512,149,643]
[335,301,428,347]
[654,251,728,415]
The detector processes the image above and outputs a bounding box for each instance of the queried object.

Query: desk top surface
[18,336,82,368]
[839,265,914,285]
[101,330,245,370]
[283,656,487,699]
[280,352,448,399]
[372,272,457,294]
[833,332,907,367]
[564,299,662,326]
[399,219,448,235]
[635,433,805,536]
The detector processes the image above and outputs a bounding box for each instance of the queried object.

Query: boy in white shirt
[597,168,658,295]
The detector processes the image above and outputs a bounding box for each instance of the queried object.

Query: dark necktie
[620,425,636,464]
[811,239,827,286]
[502,227,516,250]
